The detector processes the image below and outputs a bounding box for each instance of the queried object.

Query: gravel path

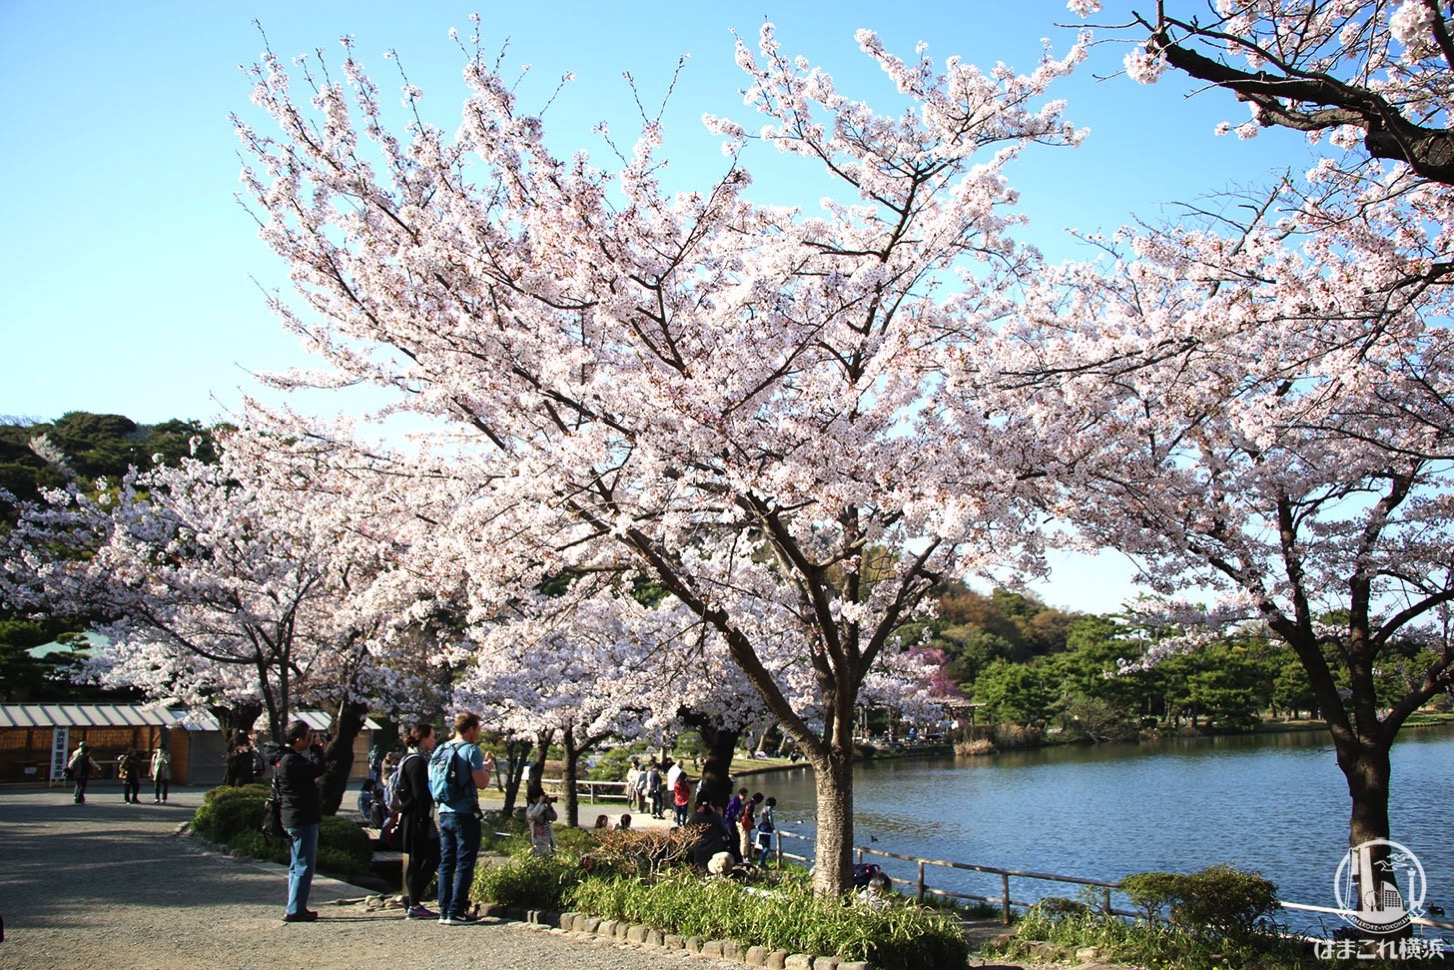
[0,785,748,970]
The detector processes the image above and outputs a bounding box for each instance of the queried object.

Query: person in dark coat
[274,719,326,922]
[395,722,439,919]
[688,796,735,870]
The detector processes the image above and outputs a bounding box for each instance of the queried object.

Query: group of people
[622,758,779,868]
[269,711,501,925]
[683,787,778,873]
[624,756,709,825]
[66,740,172,805]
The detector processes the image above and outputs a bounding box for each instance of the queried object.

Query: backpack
[388,752,421,813]
[428,742,470,805]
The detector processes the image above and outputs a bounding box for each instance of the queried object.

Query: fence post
[917,861,926,903]
[1001,873,1012,925]
[855,847,864,865]
[1102,887,1111,914]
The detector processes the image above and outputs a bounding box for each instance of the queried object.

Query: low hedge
[190,786,374,880]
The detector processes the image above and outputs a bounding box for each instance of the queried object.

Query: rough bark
[498,738,532,818]
[810,747,855,897]
[318,699,368,816]
[560,726,581,828]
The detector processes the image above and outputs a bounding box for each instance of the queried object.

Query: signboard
[50,727,69,785]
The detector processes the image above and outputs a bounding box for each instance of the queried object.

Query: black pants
[154,777,169,801]
[403,824,439,906]
[123,777,141,802]
[73,774,89,803]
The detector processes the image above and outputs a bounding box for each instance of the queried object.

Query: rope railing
[773,828,1125,924]
[773,829,1454,933]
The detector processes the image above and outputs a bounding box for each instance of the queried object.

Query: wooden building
[0,704,376,787]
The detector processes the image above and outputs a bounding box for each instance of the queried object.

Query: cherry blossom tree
[234,18,1085,890]
[987,174,1454,904]
[1102,0,1454,186]
[1050,2,1454,912]
[1,429,435,765]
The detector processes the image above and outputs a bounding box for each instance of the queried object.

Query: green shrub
[1121,864,1279,939]
[474,853,588,910]
[566,871,968,970]
[553,825,593,855]
[193,785,375,883]
[192,786,269,841]
[318,816,373,873]
[229,829,290,866]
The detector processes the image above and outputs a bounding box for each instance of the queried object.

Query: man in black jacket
[275,719,326,923]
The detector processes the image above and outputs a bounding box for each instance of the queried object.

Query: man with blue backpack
[429,711,491,925]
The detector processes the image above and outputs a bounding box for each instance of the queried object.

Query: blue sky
[0,2,1306,611]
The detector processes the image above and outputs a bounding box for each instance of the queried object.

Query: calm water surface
[761,726,1452,926]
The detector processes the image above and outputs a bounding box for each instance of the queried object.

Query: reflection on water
[757,726,1453,930]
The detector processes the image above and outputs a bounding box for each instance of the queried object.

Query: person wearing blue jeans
[274,719,327,923]
[433,711,490,925]
[285,820,319,917]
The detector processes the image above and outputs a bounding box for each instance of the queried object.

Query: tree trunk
[319,699,368,816]
[561,726,581,828]
[499,738,531,818]
[680,707,739,809]
[214,701,263,786]
[525,728,553,803]
[1332,730,1406,937]
[810,746,855,897]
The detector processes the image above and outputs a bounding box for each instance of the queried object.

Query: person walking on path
[67,740,99,804]
[118,746,144,804]
[433,710,490,925]
[275,719,327,922]
[149,746,171,803]
[396,721,440,919]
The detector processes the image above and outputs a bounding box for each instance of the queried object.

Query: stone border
[483,905,871,970]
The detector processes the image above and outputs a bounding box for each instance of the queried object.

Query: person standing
[395,721,439,920]
[625,759,640,811]
[754,796,777,866]
[67,741,99,804]
[525,790,558,858]
[738,791,763,862]
[433,711,490,926]
[118,747,143,804]
[671,771,691,826]
[149,746,171,804]
[276,719,327,923]
[645,760,663,819]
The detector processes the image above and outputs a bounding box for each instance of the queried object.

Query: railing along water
[540,777,631,804]
[772,828,1454,935]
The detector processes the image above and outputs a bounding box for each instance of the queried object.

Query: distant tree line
[914,581,1445,744]
[0,411,216,701]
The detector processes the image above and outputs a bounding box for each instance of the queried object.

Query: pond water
[758,726,1453,932]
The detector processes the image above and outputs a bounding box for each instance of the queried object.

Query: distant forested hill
[0,411,217,519]
[0,411,218,701]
